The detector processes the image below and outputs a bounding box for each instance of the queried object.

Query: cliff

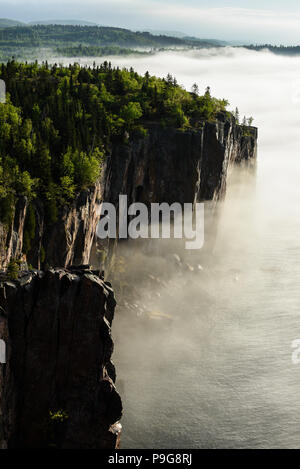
[0,267,122,448]
[100,115,257,265]
[104,115,257,209]
[0,182,101,271]
[0,115,257,449]
[0,115,257,272]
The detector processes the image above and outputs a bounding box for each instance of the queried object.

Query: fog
[83,47,300,449]
[4,1,300,43]
[47,47,300,447]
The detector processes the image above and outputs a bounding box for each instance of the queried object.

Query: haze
[97,47,300,448]
[2,0,300,44]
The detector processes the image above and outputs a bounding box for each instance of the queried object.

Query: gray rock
[0,268,122,449]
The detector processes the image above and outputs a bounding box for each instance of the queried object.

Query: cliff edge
[0,267,122,448]
[0,114,257,449]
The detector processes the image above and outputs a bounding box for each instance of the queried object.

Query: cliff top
[0,61,244,220]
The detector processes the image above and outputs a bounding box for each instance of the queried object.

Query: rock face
[0,183,101,271]
[0,116,257,271]
[104,117,257,209]
[0,267,122,449]
[100,116,257,264]
[0,197,28,271]
[0,116,257,449]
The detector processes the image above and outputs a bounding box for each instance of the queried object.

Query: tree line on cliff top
[0,60,229,234]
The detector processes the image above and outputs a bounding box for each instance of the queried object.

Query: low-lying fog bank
[104,48,300,448]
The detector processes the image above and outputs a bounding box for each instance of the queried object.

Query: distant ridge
[0,19,227,45]
[145,29,227,45]
[0,20,230,62]
[142,29,189,38]
[0,23,222,49]
[183,36,227,46]
[28,19,99,26]
[0,18,25,28]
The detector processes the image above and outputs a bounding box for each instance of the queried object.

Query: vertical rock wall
[0,267,122,449]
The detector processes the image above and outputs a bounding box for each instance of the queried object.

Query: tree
[0,59,241,221]
[191,83,199,96]
[234,107,240,124]
[73,148,102,188]
[166,73,173,85]
[205,86,211,97]
[7,258,20,280]
[121,102,143,125]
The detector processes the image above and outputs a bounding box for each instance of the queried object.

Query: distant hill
[29,19,98,26]
[143,29,189,38]
[183,36,227,46]
[243,44,300,55]
[0,22,227,62]
[0,18,25,28]
[0,24,221,49]
[0,20,226,47]
[143,29,227,45]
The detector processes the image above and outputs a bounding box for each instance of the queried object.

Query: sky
[2,0,300,44]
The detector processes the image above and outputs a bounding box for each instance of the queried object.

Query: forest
[244,44,300,55]
[0,24,218,61]
[55,45,151,57]
[0,60,229,239]
[0,25,210,47]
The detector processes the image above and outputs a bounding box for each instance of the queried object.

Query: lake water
[107,48,300,449]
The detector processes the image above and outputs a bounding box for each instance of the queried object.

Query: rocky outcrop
[0,267,122,449]
[98,115,257,266]
[0,115,257,272]
[0,113,257,449]
[30,182,101,269]
[0,183,101,271]
[0,197,28,271]
[104,115,257,209]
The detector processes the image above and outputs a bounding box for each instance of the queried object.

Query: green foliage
[49,410,69,423]
[7,258,20,280]
[234,107,240,124]
[73,148,103,188]
[60,176,76,200]
[47,409,69,448]
[245,44,300,56]
[241,115,255,136]
[15,171,37,196]
[121,102,143,126]
[55,45,151,57]
[0,192,15,226]
[0,24,218,62]
[0,60,232,223]
[132,125,149,139]
[40,245,46,264]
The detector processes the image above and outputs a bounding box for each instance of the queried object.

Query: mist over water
[75,48,300,448]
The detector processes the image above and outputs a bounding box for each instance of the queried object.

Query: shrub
[7,258,20,280]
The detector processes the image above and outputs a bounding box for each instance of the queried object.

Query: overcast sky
[2,0,300,44]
